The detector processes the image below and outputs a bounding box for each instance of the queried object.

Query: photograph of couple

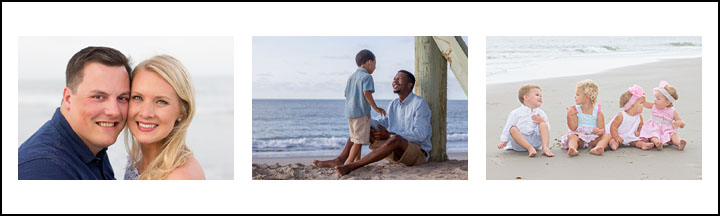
[17,37,234,180]
[252,36,469,180]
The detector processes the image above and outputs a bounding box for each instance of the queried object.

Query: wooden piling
[414,36,448,162]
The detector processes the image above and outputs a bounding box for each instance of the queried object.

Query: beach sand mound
[252,160,468,180]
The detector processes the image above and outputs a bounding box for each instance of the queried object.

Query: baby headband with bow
[654,80,677,104]
[623,85,645,110]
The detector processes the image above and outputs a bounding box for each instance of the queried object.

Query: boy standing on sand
[343,49,386,165]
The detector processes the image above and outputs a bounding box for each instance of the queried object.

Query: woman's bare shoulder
[166,155,206,180]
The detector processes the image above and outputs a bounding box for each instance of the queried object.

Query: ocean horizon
[252,99,468,158]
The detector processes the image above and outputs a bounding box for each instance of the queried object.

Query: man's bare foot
[528,149,537,157]
[609,139,619,151]
[590,146,604,155]
[568,148,579,156]
[313,158,342,168]
[678,139,687,151]
[498,142,507,149]
[335,165,352,177]
[542,149,555,157]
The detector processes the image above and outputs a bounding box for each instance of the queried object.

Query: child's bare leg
[567,135,580,156]
[538,122,554,157]
[354,147,362,162]
[591,134,611,155]
[609,137,619,151]
[650,137,663,150]
[345,143,361,165]
[509,126,537,157]
[670,133,686,151]
[632,140,654,150]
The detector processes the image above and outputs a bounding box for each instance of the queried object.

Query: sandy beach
[486,57,702,180]
[253,152,468,180]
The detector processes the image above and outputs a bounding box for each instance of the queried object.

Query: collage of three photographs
[16,36,701,181]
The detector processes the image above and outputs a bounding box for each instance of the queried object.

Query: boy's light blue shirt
[344,68,375,119]
[371,93,433,161]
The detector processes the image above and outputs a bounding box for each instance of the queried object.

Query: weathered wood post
[414,36,448,162]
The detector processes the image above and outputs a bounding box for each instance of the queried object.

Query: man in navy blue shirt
[18,46,131,180]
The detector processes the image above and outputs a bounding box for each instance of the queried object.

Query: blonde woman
[124,55,205,180]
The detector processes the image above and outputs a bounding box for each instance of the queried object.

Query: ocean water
[486,36,702,84]
[17,76,234,180]
[252,99,468,158]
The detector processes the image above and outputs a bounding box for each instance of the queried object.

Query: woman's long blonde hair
[125,55,196,180]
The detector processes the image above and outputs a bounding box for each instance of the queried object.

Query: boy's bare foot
[313,158,342,168]
[335,165,352,177]
[678,139,687,151]
[590,146,604,155]
[528,149,537,157]
[609,139,619,151]
[568,148,579,156]
[498,142,507,149]
[542,149,555,157]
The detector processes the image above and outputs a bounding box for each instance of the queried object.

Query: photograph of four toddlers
[498,80,686,157]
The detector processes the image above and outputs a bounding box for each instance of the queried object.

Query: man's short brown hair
[65,46,131,92]
[518,84,541,104]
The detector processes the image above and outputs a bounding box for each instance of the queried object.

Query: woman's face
[128,69,183,145]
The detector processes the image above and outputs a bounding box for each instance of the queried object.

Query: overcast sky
[252,36,468,100]
[18,36,234,80]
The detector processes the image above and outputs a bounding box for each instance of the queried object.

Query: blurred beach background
[486,36,702,180]
[17,37,234,180]
[252,36,469,167]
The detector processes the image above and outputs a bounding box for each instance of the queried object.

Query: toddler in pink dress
[639,81,686,150]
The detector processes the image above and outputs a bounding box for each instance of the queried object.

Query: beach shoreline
[486,57,702,180]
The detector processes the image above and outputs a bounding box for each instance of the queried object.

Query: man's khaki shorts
[348,115,370,145]
[369,139,427,166]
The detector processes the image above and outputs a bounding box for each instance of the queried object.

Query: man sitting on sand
[314,70,432,177]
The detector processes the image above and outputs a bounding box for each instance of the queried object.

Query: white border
[3,2,718,214]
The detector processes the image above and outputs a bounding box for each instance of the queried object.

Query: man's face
[63,62,130,153]
[392,72,410,94]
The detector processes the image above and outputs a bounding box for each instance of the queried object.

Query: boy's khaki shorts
[369,139,427,166]
[348,115,370,145]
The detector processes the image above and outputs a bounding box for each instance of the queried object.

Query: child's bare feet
[641,142,654,150]
[654,140,663,150]
[678,139,687,151]
[313,158,342,168]
[528,149,537,157]
[542,149,555,157]
[609,139,619,151]
[568,148,579,156]
[590,146,604,155]
[498,142,507,149]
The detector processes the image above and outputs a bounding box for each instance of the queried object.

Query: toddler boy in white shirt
[497,84,555,157]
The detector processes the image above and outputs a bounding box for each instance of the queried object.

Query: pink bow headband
[622,85,645,110]
[653,80,677,104]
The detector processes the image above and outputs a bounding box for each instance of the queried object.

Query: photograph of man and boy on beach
[486,36,702,180]
[252,36,469,180]
[17,37,234,180]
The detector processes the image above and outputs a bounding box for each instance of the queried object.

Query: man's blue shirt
[18,107,115,180]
